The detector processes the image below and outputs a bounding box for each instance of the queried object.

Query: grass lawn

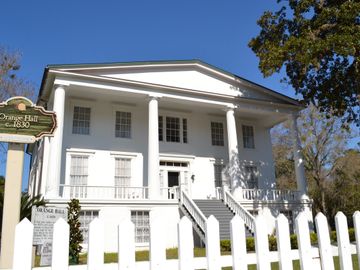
[36,249,359,269]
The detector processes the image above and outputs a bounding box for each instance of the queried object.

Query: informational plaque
[31,206,68,245]
[31,206,68,266]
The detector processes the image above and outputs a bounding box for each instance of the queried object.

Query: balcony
[238,188,302,202]
[59,185,179,200]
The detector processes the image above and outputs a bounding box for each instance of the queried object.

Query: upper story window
[115,111,131,138]
[242,125,255,148]
[72,106,91,135]
[244,165,258,189]
[158,115,188,143]
[211,122,224,146]
[114,157,131,186]
[70,155,89,186]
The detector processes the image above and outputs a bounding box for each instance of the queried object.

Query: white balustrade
[180,190,207,234]
[11,210,360,270]
[240,188,302,202]
[223,189,255,232]
[60,185,149,200]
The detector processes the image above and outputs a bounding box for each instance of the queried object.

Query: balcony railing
[239,188,302,202]
[59,185,180,200]
[60,185,149,200]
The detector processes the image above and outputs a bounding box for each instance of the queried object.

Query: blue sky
[1,1,358,190]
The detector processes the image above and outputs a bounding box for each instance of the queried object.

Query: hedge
[219,228,356,252]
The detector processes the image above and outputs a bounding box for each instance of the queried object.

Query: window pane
[114,158,131,186]
[158,116,163,141]
[166,117,180,142]
[72,106,91,135]
[70,155,88,186]
[79,210,99,243]
[214,164,225,187]
[182,118,188,143]
[242,125,255,148]
[211,122,224,146]
[131,211,150,243]
[244,165,258,188]
[115,111,131,138]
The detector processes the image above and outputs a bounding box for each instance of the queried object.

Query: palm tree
[20,193,46,220]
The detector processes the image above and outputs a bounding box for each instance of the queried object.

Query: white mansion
[28,60,312,251]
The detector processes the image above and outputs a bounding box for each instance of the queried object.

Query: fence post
[118,220,135,270]
[254,215,270,270]
[335,212,353,270]
[275,214,293,270]
[295,212,314,270]
[87,218,104,270]
[353,211,360,269]
[51,218,69,270]
[150,212,166,270]
[13,218,33,270]
[206,215,221,270]
[230,215,247,270]
[178,216,194,270]
[315,212,334,270]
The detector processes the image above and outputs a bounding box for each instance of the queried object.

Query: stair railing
[221,188,256,233]
[179,190,207,234]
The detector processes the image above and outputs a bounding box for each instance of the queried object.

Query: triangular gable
[49,60,300,106]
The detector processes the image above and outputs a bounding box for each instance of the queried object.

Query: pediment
[52,60,299,106]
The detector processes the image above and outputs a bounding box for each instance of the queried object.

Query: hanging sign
[0,96,57,143]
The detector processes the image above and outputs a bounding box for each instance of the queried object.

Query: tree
[271,104,354,217]
[249,1,360,124]
[67,199,83,264]
[327,149,360,226]
[0,47,35,101]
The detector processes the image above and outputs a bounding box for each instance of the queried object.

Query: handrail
[223,189,256,233]
[179,191,207,234]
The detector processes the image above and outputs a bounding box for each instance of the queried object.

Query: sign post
[0,97,56,269]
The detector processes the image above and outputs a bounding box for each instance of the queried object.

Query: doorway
[168,171,180,187]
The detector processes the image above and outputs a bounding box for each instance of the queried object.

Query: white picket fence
[10,211,360,270]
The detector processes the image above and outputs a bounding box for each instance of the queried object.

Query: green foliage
[249,1,360,124]
[20,193,46,220]
[67,199,83,264]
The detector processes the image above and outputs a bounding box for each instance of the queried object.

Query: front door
[167,171,179,199]
[168,171,179,187]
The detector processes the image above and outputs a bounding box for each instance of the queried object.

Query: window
[70,155,89,186]
[211,122,224,146]
[166,117,180,142]
[244,165,258,189]
[214,164,225,187]
[72,106,91,135]
[131,211,150,243]
[114,158,131,186]
[79,210,99,243]
[115,111,131,138]
[242,125,255,148]
[158,116,163,141]
[159,115,188,143]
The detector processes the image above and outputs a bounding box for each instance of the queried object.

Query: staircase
[193,199,235,240]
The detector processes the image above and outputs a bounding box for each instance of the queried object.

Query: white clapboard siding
[11,210,360,270]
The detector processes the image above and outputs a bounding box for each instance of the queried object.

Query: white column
[148,95,160,199]
[226,107,239,190]
[290,113,308,198]
[46,85,66,198]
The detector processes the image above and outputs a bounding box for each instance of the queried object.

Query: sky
[1,0,358,190]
